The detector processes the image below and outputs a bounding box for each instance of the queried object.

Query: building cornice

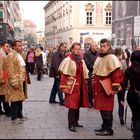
[44,1,55,10]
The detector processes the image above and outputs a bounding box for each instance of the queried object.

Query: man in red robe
[92,38,122,136]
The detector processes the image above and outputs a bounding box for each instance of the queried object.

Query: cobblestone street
[0,74,132,139]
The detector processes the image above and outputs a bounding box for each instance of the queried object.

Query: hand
[56,76,60,79]
[121,101,124,106]
[13,84,19,90]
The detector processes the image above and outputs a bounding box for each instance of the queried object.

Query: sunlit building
[44,1,112,49]
[23,20,37,46]
[0,1,20,43]
[112,1,140,49]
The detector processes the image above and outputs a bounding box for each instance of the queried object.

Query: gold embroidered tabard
[93,54,121,76]
[58,56,89,79]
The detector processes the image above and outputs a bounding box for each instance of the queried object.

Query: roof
[23,20,37,27]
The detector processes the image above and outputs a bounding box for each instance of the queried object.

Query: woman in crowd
[114,47,127,125]
[47,47,54,75]
[122,50,140,139]
[26,47,35,74]
[35,47,43,81]
[58,42,89,132]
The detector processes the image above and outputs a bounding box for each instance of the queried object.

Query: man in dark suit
[49,43,67,106]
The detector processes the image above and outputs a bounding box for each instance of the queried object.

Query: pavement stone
[0,74,133,139]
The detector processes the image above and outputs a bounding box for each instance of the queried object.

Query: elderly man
[5,40,28,124]
[83,42,99,108]
[92,38,122,136]
[0,41,11,116]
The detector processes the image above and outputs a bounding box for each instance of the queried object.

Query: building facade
[0,1,22,43]
[44,1,112,49]
[23,20,37,47]
[112,1,140,49]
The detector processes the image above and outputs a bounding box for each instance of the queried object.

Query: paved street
[0,74,132,139]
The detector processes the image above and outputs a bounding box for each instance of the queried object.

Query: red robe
[60,54,89,109]
[92,69,121,111]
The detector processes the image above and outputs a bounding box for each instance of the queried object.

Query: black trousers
[68,109,79,128]
[0,95,10,114]
[26,62,35,74]
[49,78,64,104]
[117,91,124,120]
[127,93,140,139]
[100,110,113,132]
[37,67,43,81]
[87,74,93,106]
[11,101,23,120]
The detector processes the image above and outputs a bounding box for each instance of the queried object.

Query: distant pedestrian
[35,47,44,81]
[59,42,89,132]
[26,47,35,74]
[46,47,54,76]
[49,43,67,106]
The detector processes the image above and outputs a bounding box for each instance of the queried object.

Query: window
[86,12,92,24]
[105,11,112,25]
[0,11,3,17]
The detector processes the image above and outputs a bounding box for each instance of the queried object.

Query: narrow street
[0,74,132,139]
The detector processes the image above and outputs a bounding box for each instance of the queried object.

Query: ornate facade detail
[104,2,112,11]
[85,3,94,11]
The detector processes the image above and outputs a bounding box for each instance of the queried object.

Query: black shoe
[95,129,113,136]
[59,102,64,106]
[120,119,124,125]
[75,123,83,127]
[94,127,104,132]
[0,110,5,115]
[69,125,76,132]
[49,100,59,104]
[89,104,93,108]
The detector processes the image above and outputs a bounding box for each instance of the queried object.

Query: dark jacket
[83,48,99,73]
[122,62,140,101]
[49,50,66,77]
[35,54,43,69]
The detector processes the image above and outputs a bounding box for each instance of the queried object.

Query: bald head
[89,42,98,52]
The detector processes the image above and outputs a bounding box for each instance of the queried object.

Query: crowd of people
[0,38,140,139]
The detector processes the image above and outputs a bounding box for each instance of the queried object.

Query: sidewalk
[0,74,132,139]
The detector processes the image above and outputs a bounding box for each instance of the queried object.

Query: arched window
[85,3,94,25]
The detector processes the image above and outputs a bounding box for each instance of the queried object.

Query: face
[14,41,23,53]
[71,44,81,56]
[100,42,110,53]
[2,43,10,54]
[61,43,67,52]
[90,42,98,52]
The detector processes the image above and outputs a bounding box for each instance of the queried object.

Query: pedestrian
[58,42,89,132]
[122,50,140,139]
[40,46,46,78]
[35,47,44,81]
[83,42,99,108]
[92,38,122,136]
[25,47,35,74]
[114,47,127,125]
[46,47,54,76]
[5,40,28,124]
[49,43,67,106]
[0,41,11,116]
